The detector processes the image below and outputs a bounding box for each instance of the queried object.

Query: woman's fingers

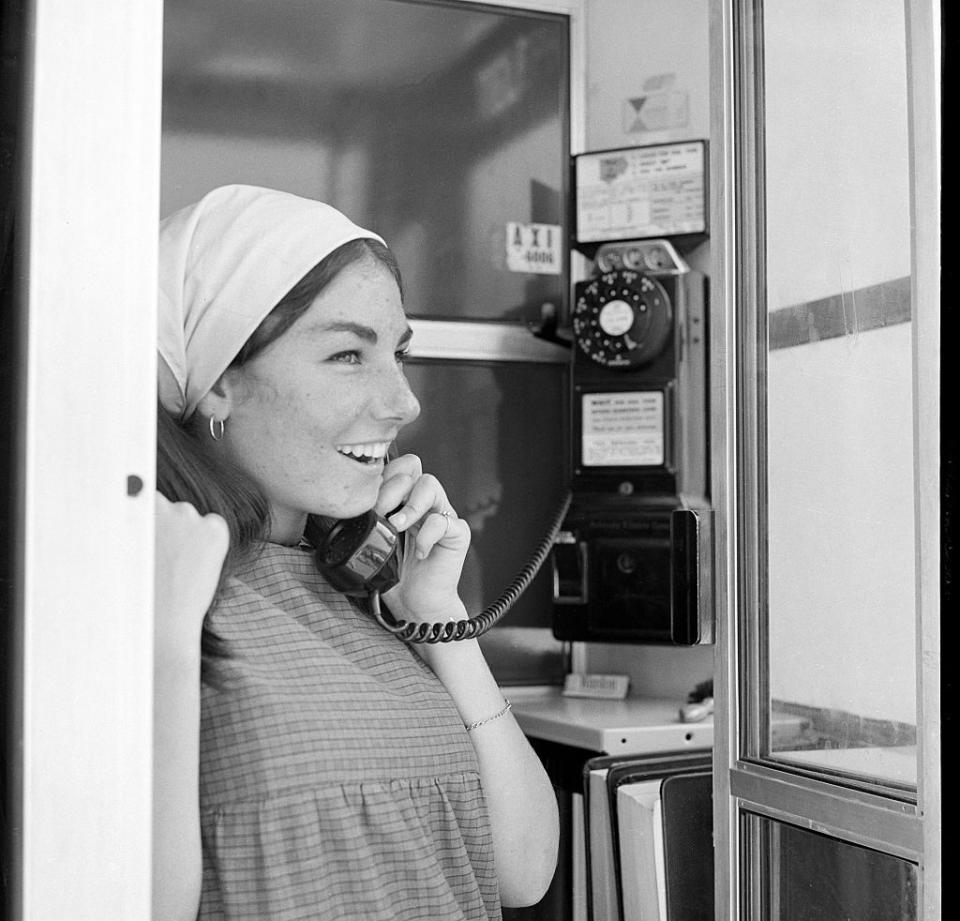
[374,454,468,561]
[375,453,423,517]
[155,493,230,642]
[156,493,229,567]
[377,454,453,529]
[385,473,452,531]
[407,509,470,560]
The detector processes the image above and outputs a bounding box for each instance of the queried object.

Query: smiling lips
[335,441,391,464]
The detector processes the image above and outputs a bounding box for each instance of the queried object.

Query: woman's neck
[265,509,308,547]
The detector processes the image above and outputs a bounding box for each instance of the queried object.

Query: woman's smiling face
[207,254,421,543]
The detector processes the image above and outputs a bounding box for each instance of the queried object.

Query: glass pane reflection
[760,0,917,787]
[751,815,918,921]
[162,0,568,324]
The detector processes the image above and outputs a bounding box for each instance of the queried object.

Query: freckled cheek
[240,377,366,463]
[229,390,294,466]
[294,397,364,462]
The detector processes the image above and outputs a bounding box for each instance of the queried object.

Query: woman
[153,184,559,921]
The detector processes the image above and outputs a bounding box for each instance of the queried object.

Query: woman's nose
[376,366,421,425]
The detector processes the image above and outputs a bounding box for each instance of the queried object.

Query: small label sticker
[622,75,688,134]
[506,222,563,275]
[563,673,631,699]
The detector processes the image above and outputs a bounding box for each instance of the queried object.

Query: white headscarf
[158,184,385,419]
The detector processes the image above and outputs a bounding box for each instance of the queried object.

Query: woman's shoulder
[207,542,390,650]
[206,542,356,634]
[225,542,336,599]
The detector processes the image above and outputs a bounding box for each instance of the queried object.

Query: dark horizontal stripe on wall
[772,699,917,748]
[768,275,911,350]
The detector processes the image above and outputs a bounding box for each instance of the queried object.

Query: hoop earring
[209,415,226,441]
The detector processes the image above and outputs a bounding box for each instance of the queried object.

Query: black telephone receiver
[305,495,572,644]
[308,510,401,597]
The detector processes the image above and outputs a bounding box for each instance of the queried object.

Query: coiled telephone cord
[370,490,573,643]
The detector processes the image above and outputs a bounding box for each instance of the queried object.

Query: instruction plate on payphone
[574,140,707,243]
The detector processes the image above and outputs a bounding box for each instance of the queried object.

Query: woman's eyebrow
[309,321,414,347]
[311,321,379,342]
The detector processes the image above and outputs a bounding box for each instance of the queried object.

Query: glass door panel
[746,813,918,921]
[759,0,917,789]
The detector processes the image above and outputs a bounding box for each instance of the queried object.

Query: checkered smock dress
[196,542,502,920]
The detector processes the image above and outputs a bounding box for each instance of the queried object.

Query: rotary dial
[572,270,673,369]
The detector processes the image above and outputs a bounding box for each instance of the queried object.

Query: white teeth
[336,441,390,461]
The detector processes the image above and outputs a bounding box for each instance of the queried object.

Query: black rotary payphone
[552,141,714,645]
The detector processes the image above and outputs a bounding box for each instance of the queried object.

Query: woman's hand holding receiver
[376,453,471,627]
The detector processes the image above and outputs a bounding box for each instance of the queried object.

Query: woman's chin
[315,488,382,523]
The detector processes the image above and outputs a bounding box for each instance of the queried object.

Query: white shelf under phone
[509,689,807,756]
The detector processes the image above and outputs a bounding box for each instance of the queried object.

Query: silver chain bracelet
[465,699,512,732]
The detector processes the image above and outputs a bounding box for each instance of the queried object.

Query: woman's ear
[195,374,235,423]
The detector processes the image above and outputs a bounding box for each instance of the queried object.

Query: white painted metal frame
[906,0,941,914]
[409,318,570,363]
[18,1,162,917]
[710,0,942,918]
[707,0,741,915]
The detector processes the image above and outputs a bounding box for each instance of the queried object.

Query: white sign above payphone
[574,141,707,243]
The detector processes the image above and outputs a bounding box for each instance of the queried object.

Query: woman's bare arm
[376,457,559,906]
[153,495,229,921]
[418,637,560,907]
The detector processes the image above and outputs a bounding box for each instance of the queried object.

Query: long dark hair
[156,237,402,580]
